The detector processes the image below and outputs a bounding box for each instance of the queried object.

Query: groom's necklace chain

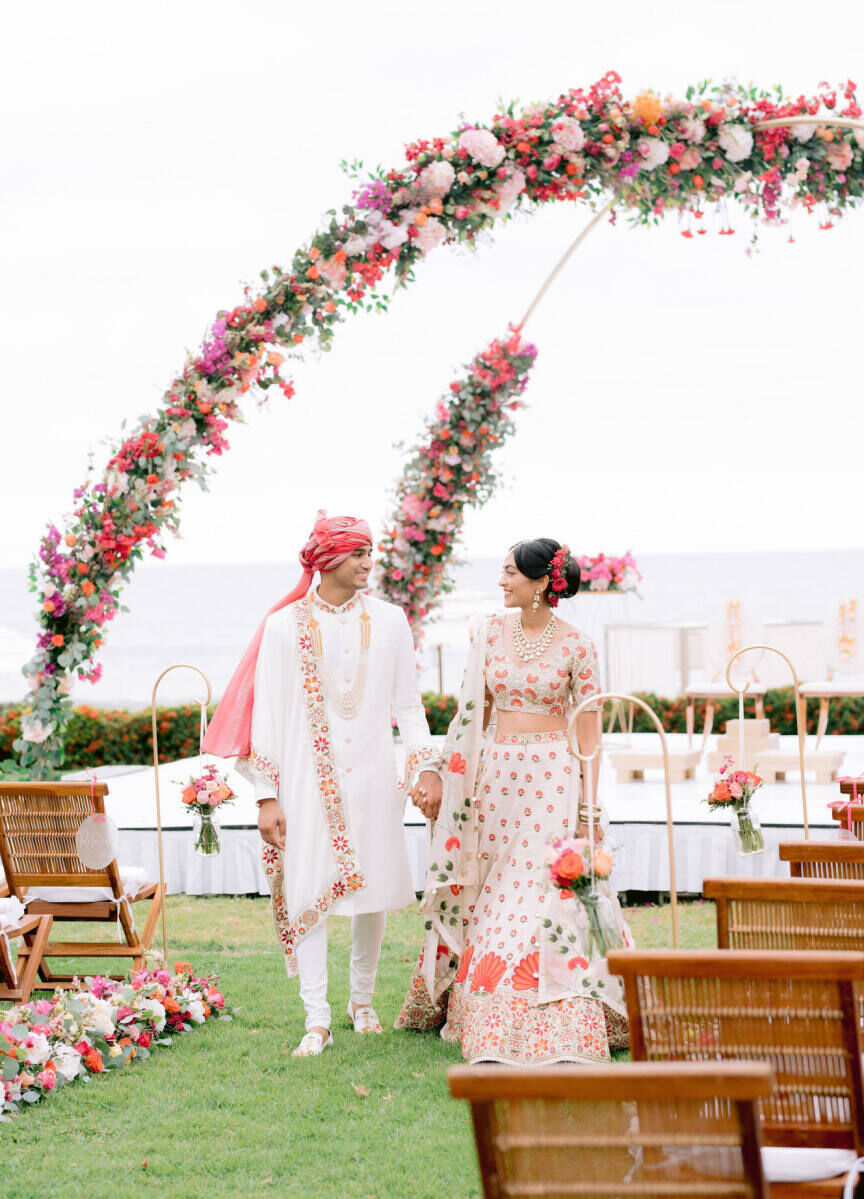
[512,613,557,663]
[309,593,371,720]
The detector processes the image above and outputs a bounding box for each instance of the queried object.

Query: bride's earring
[532,590,540,612]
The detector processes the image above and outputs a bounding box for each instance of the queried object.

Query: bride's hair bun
[511,538,581,599]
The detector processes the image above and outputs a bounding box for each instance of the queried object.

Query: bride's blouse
[484,614,601,717]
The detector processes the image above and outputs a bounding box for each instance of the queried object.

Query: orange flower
[632,91,664,127]
[252,297,267,313]
[593,848,614,877]
[323,300,336,314]
[554,851,584,882]
[51,634,65,647]
[173,961,192,974]
[511,951,540,991]
[308,246,320,261]
[516,141,531,153]
[293,333,304,344]
[469,952,507,994]
[163,997,181,1015]
[266,351,285,368]
[43,600,55,612]
[306,265,320,280]
[668,161,680,175]
[332,249,346,263]
[448,752,467,775]
[81,580,96,596]
[427,198,443,215]
[693,174,705,189]
[181,785,197,805]
[82,1047,104,1073]
[146,473,159,484]
[430,544,444,557]
[64,534,77,547]
[454,944,474,985]
[77,562,89,574]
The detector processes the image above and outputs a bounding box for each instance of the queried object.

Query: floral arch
[14,72,864,776]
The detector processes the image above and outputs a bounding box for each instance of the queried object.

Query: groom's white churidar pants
[292,911,387,1031]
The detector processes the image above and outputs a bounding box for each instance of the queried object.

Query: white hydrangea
[52,1044,84,1082]
[458,128,505,168]
[717,124,754,163]
[679,116,706,143]
[793,123,818,142]
[378,218,410,251]
[637,137,670,171]
[551,117,585,153]
[418,160,456,199]
[413,217,448,254]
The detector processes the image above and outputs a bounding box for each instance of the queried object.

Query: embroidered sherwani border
[260,594,366,976]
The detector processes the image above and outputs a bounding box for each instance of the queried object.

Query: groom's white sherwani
[237,589,435,973]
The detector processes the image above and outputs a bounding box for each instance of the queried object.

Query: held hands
[408,770,443,821]
[257,798,286,851]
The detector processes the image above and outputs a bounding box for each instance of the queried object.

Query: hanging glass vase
[578,892,624,958]
[730,803,764,856]
[193,808,222,857]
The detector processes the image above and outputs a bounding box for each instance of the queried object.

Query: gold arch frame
[150,663,213,963]
[724,644,808,838]
[568,691,679,948]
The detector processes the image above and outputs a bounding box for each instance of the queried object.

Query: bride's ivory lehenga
[396,614,633,1065]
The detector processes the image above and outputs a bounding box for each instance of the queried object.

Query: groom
[203,511,442,1056]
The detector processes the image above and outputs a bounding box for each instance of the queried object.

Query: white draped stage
[57,733,862,897]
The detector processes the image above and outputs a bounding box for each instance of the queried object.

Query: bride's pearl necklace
[512,613,557,663]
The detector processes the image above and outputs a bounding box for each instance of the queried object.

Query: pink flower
[413,216,447,254]
[453,206,469,220]
[680,147,701,170]
[550,117,585,153]
[728,781,743,799]
[458,128,505,168]
[418,160,455,198]
[827,143,853,171]
[37,1068,57,1091]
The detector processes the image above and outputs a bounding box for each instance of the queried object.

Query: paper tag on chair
[75,814,119,869]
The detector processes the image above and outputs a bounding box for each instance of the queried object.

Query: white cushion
[801,680,864,695]
[28,865,149,905]
[0,896,27,930]
[760,1146,859,1183]
[685,681,766,697]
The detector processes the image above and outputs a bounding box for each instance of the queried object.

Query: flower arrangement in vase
[544,836,623,957]
[705,755,765,855]
[180,764,236,856]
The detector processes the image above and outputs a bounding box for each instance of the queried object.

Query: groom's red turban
[202,509,372,758]
[299,509,372,574]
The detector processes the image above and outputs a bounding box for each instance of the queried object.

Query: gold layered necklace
[308,593,371,720]
[512,612,558,663]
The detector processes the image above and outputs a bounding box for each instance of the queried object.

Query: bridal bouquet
[180,764,236,856]
[544,837,623,957]
[705,756,765,856]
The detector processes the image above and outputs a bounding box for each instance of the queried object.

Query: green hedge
[1,686,860,772]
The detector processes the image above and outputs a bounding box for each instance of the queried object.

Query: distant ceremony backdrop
[13,73,864,776]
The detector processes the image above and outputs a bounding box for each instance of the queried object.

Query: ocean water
[1,549,862,708]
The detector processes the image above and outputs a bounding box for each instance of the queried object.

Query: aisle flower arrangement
[705,755,766,855]
[180,764,236,856]
[376,330,536,629]
[0,960,232,1120]
[15,74,864,776]
[544,836,623,957]
[577,551,642,593]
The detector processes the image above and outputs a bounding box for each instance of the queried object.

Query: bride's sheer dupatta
[415,616,493,1006]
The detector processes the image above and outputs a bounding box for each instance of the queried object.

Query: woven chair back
[449,1061,772,1199]
[779,839,864,880]
[705,876,864,952]
[608,949,864,1152]
[0,782,120,894]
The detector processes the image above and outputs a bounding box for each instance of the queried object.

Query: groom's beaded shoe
[347,1001,383,1034]
[292,1030,333,1057]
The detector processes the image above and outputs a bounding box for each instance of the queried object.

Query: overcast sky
[3,0,863,578]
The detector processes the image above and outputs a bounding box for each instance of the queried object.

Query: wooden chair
[0,782,163,988]
[779,840,864,881]
[704,876,864,952]
[0,910,53,1003]
[449,1060,774,1199]
[608,949,864,1195]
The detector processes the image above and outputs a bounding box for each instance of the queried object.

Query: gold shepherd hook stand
[568,691,679,949]
[150,664,213,964]
[724,645,809,839]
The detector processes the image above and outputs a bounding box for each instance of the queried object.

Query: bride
[396,538,632,1065]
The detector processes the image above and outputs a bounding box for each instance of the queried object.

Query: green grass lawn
[1,897,715,1199]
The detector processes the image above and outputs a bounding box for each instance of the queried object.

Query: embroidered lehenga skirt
[397,731,632,1066]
